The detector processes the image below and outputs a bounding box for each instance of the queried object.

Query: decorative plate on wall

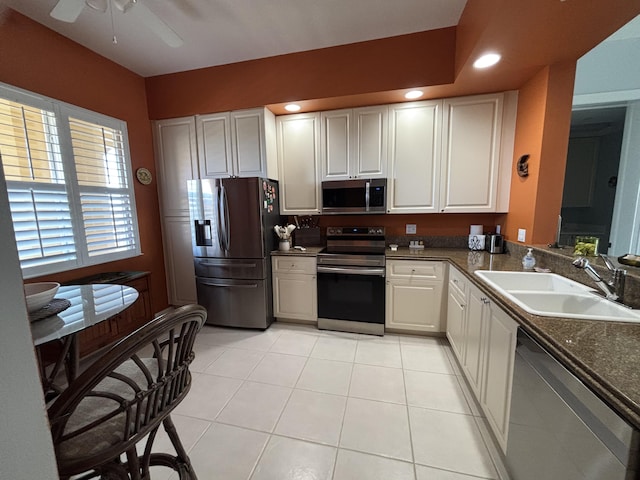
[136,167,152,185]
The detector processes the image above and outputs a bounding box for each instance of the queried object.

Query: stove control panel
[326,226,385,236]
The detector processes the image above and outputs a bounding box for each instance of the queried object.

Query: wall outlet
[517,228,526,242]
[406,224,417,234]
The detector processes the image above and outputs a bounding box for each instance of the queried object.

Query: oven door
[317,265,385,324]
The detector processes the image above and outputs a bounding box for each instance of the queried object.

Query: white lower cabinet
[482,304,518,451]
[272,256,317,322]
[446,265,518,452]
[463,286,488,397]
[385,260,445,333]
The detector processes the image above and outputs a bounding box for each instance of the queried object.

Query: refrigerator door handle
[220,183,231,251]
[215,180,225,252]
[199,279,258,289]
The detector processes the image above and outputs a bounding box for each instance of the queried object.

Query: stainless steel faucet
[572,254,626,303]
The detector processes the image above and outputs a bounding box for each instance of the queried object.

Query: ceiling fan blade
[50,0,86,22]
[130,2,184,48]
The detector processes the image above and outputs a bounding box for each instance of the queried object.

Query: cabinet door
[153,117,198,217]
[464,285,488,397]
[446,288,466,361]
[273,273,317,321]
[482,303,518,451]
[162,216,197,305]
[276,113,322,215]
[387,101,442,213]
[441,93,503,212]
[386,278,444,333]
[354,106,388,179]
[197,113,233,178]
[231,109,267,177]
[321,109,351,180]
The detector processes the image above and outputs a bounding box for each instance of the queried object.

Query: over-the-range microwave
[321,179,386,214]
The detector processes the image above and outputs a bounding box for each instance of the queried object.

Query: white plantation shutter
[67,115,137,257]
[0,83,140,278]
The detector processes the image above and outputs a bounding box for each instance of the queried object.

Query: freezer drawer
[194,257,266,280]
[196,276,272,328]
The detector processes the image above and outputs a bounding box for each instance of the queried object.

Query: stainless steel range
[317,226,386,336]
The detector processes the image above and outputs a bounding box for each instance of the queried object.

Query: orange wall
[503,62,575,245]
[145,28,457,119]
[533,61,575,243]
[503,67,549,243]
[0,11,169,314]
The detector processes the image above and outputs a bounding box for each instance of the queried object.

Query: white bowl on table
[24,282,60,313]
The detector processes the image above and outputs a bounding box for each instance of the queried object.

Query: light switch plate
[518,228,526,242]
[406,224,417,234]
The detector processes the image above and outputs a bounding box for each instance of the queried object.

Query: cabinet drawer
[273,256,317,274]
[449,265,468,298]
[387,260,443,280]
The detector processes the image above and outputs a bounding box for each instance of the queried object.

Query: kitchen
[1,1,640,479]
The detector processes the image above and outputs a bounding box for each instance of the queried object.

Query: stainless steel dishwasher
[506,329,640,480]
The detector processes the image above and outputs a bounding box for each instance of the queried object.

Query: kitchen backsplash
[385,235,469,249]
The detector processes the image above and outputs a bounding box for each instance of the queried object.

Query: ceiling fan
[49,0,183,47]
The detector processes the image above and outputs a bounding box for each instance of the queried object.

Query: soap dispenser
[522,248,536,270]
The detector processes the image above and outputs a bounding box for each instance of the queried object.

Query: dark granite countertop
[388,247,640,430]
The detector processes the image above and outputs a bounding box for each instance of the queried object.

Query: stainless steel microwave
[321,179,387,214]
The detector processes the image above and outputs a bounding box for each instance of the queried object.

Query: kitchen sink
[474,271,594,294]
[474,270,640,322]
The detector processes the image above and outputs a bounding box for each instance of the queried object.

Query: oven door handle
[317,266,385,277]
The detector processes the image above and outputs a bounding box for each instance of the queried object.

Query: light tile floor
[149,322,510,480]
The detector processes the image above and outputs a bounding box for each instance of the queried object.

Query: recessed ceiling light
[473,53,501,69]
[284,104,301,112]
[404,90,423,100]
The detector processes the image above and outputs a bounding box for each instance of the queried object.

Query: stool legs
[148,415,198,480]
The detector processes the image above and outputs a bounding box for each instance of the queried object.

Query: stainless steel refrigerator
[187,177,281,329]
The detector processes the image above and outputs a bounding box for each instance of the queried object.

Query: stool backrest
[48,304,206,474]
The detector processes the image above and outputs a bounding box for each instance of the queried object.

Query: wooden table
[30,284,138,397]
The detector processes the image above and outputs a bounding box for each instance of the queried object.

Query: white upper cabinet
[276,112,322,215]
[197,107,278,179]
[196,112,232,178]
[321,106,388,181]
[153,116,198,217]
[387,100,442,213]
[440,92,517,213]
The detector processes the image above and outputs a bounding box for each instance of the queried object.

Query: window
[0,83,141,278]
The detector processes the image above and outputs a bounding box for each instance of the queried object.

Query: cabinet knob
[453,279,458,284]
[481,298,490,305]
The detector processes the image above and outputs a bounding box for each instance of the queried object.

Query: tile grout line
[399,342,418,479]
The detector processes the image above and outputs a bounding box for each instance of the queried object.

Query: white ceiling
[4,0,467,77]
